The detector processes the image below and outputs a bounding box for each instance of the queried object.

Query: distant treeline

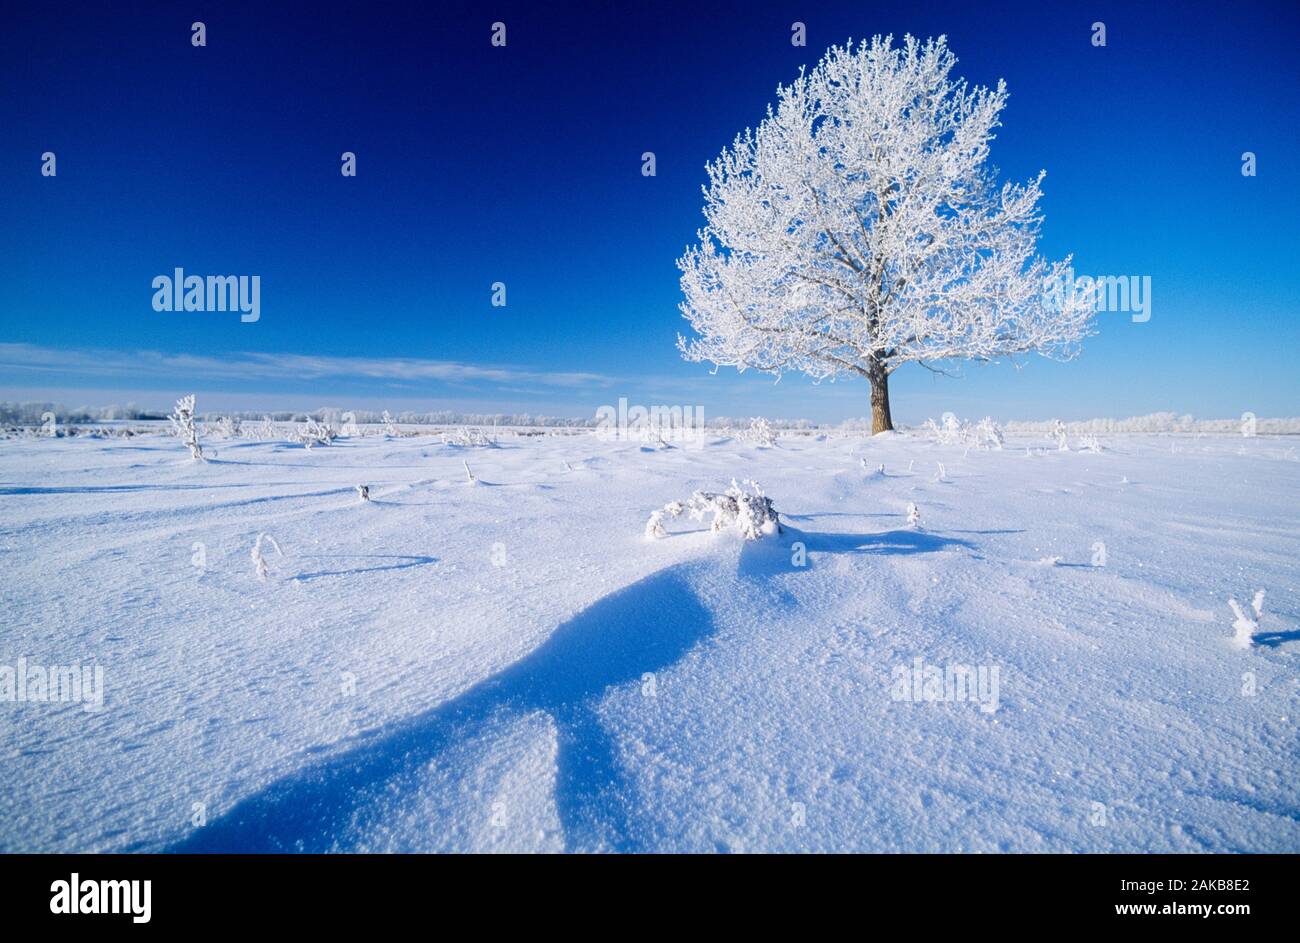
[0,402,167,423]
[2,402,1297,434]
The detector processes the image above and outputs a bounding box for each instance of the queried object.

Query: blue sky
[2,0,1297,423]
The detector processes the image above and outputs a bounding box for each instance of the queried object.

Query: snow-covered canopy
[678,35,1097,382]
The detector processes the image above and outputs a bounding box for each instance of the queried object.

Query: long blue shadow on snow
[1255,629,1300,649]
[290,554,438,581]
[793,526,973,557]
[167,562,715,853]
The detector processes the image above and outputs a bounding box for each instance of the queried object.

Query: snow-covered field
[1,429,1297,853]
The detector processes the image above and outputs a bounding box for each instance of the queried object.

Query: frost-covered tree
[677,35,1096,434]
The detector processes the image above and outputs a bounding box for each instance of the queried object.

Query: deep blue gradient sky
[2,0,1297,422]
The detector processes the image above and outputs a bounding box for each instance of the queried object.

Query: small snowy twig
[1228,591,1265,649]
[251,532,283,582]
[1227,593,1258,650]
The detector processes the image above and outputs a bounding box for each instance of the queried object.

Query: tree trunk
[868,364,894,434]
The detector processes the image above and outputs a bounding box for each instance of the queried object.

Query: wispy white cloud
[0,343,613,389]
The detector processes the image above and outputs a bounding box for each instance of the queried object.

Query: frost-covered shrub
[906,502,921,528]
[644,510,669,540]
[638,424,674,450]
[742,416,778,448]
[244,416,280,440]
[976,417,1004,449]
[169,394,205,461]
[1050,419,1069,452]
[296,417,336,449]
[443,426,496,448]
[1077,434,1103,453]
[645,479,781,541]
[1228,591,1264,649]
[923,412,965,445]
[381,410,398,437]
[214,416,241,438]
[924,412,1003,450]
[356,484,370,502]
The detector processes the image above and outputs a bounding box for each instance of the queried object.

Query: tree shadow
[167,562,715,853]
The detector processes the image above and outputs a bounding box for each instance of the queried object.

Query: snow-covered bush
[296,417,336,449]
[1050,419,1069,452]
[443,426,496,448]
[646,479,781,541]
[644,510,669,540]
[242,416,279,440]
[639,424,674,450]
[169,394,205,461]
[1228,591,1264,649]
[356,484,370,502]
[741,417,778,448]
[251,532,283,582]
[906,502,921,528]
[924,413,1003,450]
[381,410,398,437]
[976,417,1004,449]
[213,416,241,438]
[1077,434,1104,454]
[924,412,965,445]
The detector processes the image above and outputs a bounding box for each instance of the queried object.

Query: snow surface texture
[0,430,1297,853]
